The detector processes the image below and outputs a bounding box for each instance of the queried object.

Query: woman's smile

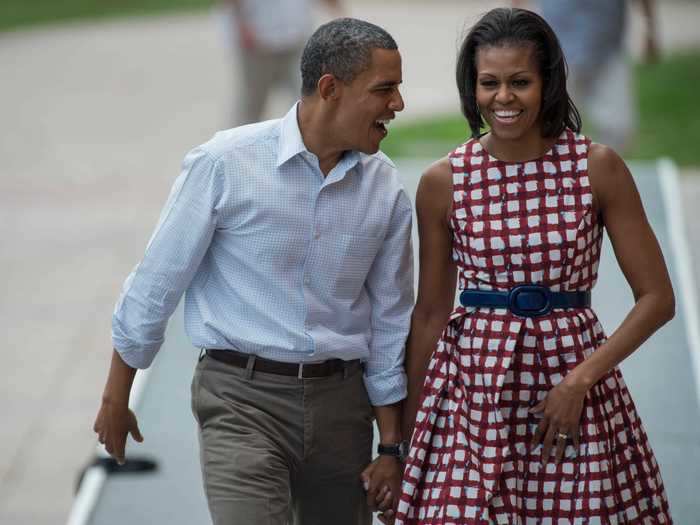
[491,108,525,125]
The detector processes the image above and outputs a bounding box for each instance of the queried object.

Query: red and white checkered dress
[396,130,672,524]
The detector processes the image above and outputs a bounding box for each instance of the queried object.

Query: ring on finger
[556,431,569,440]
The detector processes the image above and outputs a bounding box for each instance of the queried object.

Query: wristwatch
[377,440,409,462]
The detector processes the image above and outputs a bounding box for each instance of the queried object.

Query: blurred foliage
[382,51,700,166]
[0,0,212,32]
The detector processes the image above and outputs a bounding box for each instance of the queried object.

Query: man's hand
[93,400,143,465]
[360,455,402,523]
[94,350,141,464]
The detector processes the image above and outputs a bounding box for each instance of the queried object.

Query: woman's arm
[532,143,675,463]
[401,158,458,441]
[567,143,675,390]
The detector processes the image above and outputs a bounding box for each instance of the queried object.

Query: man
[222,0,343,125]
[93,17,412,525]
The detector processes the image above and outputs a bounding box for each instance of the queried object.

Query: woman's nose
[495,85,514,104]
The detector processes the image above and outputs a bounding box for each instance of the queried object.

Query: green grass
[382,51,700,166]
[381,115,467,160]
[0,0,212,32]
[632,52,700,166]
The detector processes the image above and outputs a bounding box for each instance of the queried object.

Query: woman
[395,8,674,524]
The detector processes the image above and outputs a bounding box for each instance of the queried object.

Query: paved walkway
[1,1,699,523]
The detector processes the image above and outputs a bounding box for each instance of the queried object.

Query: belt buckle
[508,285,552,317]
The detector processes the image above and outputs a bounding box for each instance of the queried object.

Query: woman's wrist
[563,367,597,394]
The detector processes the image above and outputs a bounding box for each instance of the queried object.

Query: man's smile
[373,117,393,136]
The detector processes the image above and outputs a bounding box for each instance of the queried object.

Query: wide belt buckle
[508,285,552,317]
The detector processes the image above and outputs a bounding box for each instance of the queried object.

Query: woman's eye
[480,80,497,88]
[513,79,530,87]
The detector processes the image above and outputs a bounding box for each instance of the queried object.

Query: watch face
[377,440,410,461]
[399,440,409,460]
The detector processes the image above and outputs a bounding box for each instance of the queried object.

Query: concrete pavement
[1,1,700,523]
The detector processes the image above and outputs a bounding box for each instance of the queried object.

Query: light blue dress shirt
[112,103,414,405]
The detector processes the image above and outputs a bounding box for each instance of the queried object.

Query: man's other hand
[93,401,143,465]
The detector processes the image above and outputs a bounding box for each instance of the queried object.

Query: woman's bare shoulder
[419,157,452,191]
[416,157,454,223]
[587,142,639,212]
[587,142,627,183]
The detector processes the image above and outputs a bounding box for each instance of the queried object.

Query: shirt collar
[276,102,361,173]
[276,102,308,168]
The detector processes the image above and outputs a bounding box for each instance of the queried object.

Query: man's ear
[318,74,341,101]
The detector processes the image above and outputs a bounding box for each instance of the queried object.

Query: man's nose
[389,89,405,112]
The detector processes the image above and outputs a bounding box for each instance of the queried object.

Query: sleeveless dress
[396,130,672,524]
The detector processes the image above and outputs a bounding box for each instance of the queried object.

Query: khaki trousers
[191,353,373,525]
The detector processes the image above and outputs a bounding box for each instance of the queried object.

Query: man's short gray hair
[300,18,398,97]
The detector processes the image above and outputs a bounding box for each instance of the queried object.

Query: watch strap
[377,440,408,460]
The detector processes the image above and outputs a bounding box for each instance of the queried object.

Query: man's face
[334,48,404,155]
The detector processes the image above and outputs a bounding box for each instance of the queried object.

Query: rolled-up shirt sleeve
[363,190,414,406]
[112,148,223,368]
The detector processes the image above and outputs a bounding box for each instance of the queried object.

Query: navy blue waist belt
[459,284,591,318]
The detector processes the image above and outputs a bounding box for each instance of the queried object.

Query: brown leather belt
[205,349,361,379]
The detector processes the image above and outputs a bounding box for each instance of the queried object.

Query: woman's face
[475,43,543,142]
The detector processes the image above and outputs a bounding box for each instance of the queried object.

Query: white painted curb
[657,158,700,410]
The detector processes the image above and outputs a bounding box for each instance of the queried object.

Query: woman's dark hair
[456,7,581,138]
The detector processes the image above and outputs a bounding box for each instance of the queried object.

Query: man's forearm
[373,402,403,443]
[102,349,137,406]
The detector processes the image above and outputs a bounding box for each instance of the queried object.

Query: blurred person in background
[93,17,411,525]
[516,0,657,153]
[222,0,342,125]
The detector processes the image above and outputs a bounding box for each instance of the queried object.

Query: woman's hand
[529,378,588,464]
[361,455,402,522]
